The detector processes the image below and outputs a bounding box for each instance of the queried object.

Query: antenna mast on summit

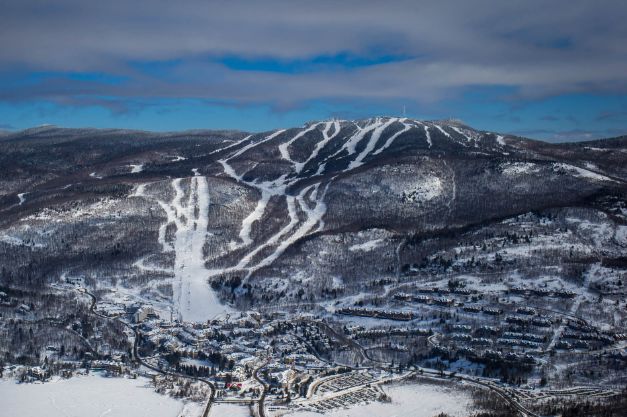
[402,105,406,117]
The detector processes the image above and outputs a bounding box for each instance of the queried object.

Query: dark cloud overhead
[2,1,627,103]
[0,1,626,137]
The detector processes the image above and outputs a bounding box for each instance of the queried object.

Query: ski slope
[130,117,525,322]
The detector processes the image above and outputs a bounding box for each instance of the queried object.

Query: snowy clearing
[130,163,144,173]
[402,176,443,202]
[349,238,385,252]
[501,162,540,176]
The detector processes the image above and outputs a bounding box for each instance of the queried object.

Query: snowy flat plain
[209,403,252,416]
[0,374,191,417]
[285,382,473,417]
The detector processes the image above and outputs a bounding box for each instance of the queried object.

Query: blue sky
[1,1,626,142]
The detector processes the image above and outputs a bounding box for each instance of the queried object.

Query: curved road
[252,361,270,417]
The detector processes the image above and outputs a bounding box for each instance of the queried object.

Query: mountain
[1,118,625,318]
[1,118,626,397]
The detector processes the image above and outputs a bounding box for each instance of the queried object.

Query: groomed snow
[0,374,193,417]
[284,382,473,417]
[171,176,232,322]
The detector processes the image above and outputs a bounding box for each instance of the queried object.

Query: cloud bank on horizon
[1,0,626,141]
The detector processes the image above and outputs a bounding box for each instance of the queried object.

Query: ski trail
[348,117,397,169]
[234,194,301,271]
[372,120,411,155]
[278,123,320,166]
[208,135,252,156]
[132,177,231,322]
[324,119,381,164]
[450,126,470,141]
[433,124,452,138]
[234,191,271,249]
[219,130,290,249]
[495,135,506,146]
[209,119,409,285]
[294,120,341,173]
[171,175,229,322]
[244,184,327,279]
[229,130,285,160]
[423,125,432,148]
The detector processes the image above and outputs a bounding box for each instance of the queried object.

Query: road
[252,360,270,417]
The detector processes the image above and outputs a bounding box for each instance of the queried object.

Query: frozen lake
[0,374,196,417]
[208,403,252,417]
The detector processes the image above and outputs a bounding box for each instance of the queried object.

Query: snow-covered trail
[423,125,432,148]
[209,120,395,284]
[372,120,412,155]
[297,120,341,173]
[133,177,231,322]
[432,124,452,139]
[348,117,397,169]
[170,176,212,321]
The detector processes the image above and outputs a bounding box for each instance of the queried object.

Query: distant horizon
[1,116,625,144]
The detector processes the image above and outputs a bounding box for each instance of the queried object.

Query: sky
[1,0,626,142]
